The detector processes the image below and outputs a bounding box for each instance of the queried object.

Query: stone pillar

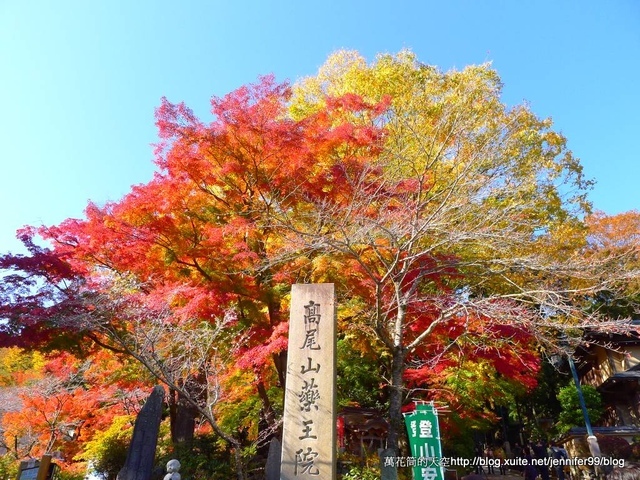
[117,385,165,480]
[280,284,336,479]
[265,437,282,480]
[379,448,398,480]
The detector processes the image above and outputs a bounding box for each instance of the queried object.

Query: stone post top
[152,385,165,395]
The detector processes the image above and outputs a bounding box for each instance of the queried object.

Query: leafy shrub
[57,470,85,480]
[341,464,379,480]
[156,434,235,480]
[78,415,134,480]
[556,384,604,433]
[0,455,18,480]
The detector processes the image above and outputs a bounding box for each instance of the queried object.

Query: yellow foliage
[77,415,135,462]
[0,347,46,386]
[295,51,592,295]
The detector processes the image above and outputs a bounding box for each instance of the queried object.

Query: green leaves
[556,383,604,433]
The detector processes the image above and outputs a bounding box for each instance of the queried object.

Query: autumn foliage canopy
[1,52,638,477]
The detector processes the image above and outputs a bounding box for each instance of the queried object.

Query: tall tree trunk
[169,375,205,444]
[384,298,408,480]
[388,345,406,456]
[171,393,196,444]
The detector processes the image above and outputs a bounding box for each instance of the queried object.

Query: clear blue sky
[1,1,638,255]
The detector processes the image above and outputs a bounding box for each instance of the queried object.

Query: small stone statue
[163,459,181,480]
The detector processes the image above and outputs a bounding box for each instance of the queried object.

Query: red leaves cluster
[1,350,143,465]
[0,76,391,401]
[236,321,289,374]
[402,305,540,425]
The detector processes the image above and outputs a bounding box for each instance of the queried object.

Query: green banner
[403,402,445,480]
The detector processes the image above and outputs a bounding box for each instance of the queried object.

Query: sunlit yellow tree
[281,51,638,461]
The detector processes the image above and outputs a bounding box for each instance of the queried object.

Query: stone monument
[117,385,165,480]
[265,437,282,480]
[280,284,336,479]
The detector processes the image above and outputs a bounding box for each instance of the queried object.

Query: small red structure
[337,407,389,456]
